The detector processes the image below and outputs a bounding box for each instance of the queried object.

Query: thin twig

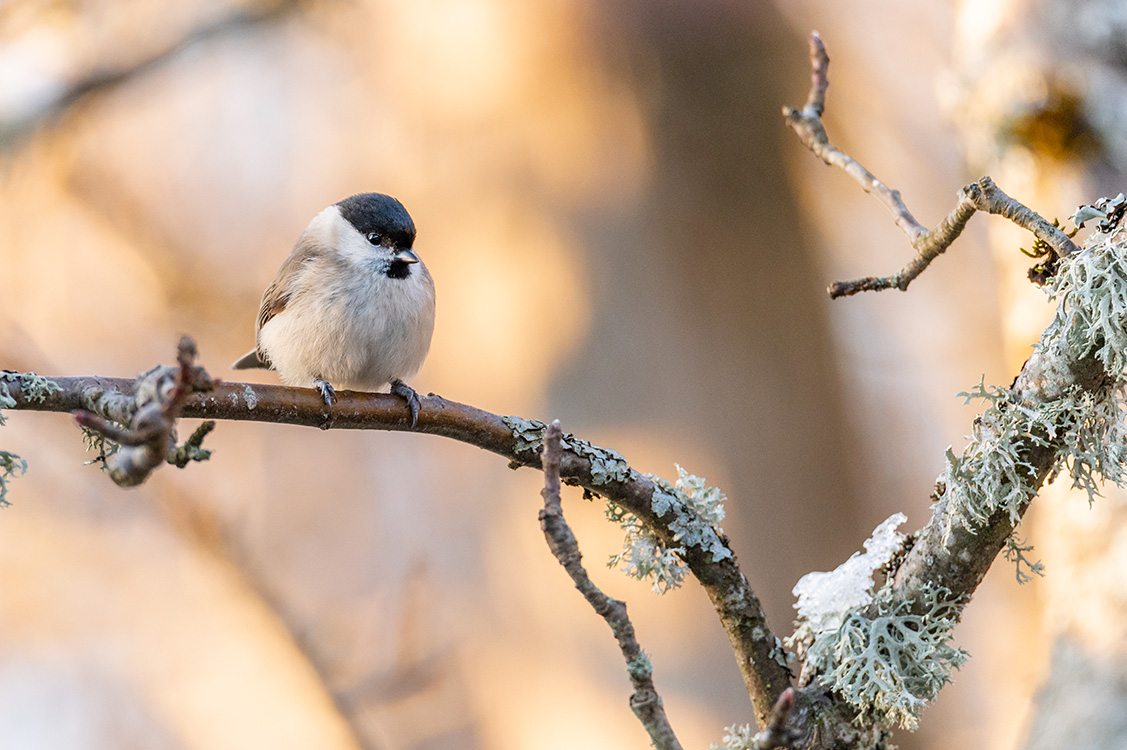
[539,421,684,749]
[781,32,1081,299]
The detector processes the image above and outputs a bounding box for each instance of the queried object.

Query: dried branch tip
[783,33,1080,299]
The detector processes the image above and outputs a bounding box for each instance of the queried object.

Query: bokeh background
[1,0,1126,748]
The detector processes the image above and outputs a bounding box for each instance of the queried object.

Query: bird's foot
[313,378,337,406]
[390,379,421,428]
[313,378,336,430]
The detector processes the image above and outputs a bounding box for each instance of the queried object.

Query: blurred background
[1,0,1126,748]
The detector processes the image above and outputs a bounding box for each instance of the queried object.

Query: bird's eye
[366,232,382,245]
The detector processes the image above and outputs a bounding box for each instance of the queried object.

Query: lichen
[0,450,26,507]
[1055,200,1127,375]
[934,224,1127,545]
[0,373,53,504]
[607,465,732,594]
[502,415,547,454]
[0,372,61,404]
[770,636,793,669]
[81,426,119,471]
[803,586,967,731]
[708,723,755,750]
[606,501,688,594]
[1004,534,1045,584]
[626,650,653,681]
[501,415,631,485]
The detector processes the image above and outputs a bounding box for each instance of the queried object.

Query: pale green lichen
[626,650,653,681]
[1004,534,1045,584]
[0,382,13,425]
[0,373,55,505]
[607,465,732,594]
[0,450,26,507]
[81,425,119,471]
[606,501,687,593]
[789,517,962,730]
[934,225,1127,540]
[502,415,547,454]
[803,586,967,731]
[1048,216,1127,375]
[501,416,630,485]
[0,372,61,404]
[708,723,755,750]
[770,636,793,669]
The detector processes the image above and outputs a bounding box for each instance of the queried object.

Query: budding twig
[751,687,803,750]
[782,32,1080,299]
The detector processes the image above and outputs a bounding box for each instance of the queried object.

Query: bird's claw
[313,379,336,430]
[390,379,421,428]
[313,378,336,406]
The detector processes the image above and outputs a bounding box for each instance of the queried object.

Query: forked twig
[782,32,1081,299]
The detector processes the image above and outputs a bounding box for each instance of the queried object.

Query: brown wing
[256,239,324,335]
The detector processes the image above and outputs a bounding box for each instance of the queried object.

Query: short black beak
[394,248,420,264]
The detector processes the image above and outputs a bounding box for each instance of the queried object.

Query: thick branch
[2,371,792,726]
[539,421,683,750]
[782,32,1080,298]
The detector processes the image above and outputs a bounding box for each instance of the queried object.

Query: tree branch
[538,420,683,750]
[1,363,792,727]
[781,31,1081,299]
[71,337,214,487]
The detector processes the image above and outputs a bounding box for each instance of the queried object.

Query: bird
[232,193,435,426]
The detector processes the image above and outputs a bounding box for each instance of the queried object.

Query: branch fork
[783,31,1080,299]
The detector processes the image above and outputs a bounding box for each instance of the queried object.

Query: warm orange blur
[0,1,1099,748]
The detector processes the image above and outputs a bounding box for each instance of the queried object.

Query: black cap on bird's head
[336,193,416,250]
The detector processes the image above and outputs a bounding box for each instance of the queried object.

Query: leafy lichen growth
[0,450,26,507]
[804,586,967,731]
[0,373,55,505]
[626,650,653,681]
[794,210,1127,733]
[502,415,547,455]
[0,371,61,404]
[934,224,1127,548]
[789,516,964,730]
[607,465,732,594]
[1004,534,1045,584]
[500,416,630,485]
[708,723,755,750]
[1054,200,1127,374]
[606,501,687,593]
[81,425,119,471]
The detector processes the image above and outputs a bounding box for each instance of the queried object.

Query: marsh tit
[232,193,435,426]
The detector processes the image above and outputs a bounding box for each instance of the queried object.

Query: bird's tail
[231,349,269,370]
